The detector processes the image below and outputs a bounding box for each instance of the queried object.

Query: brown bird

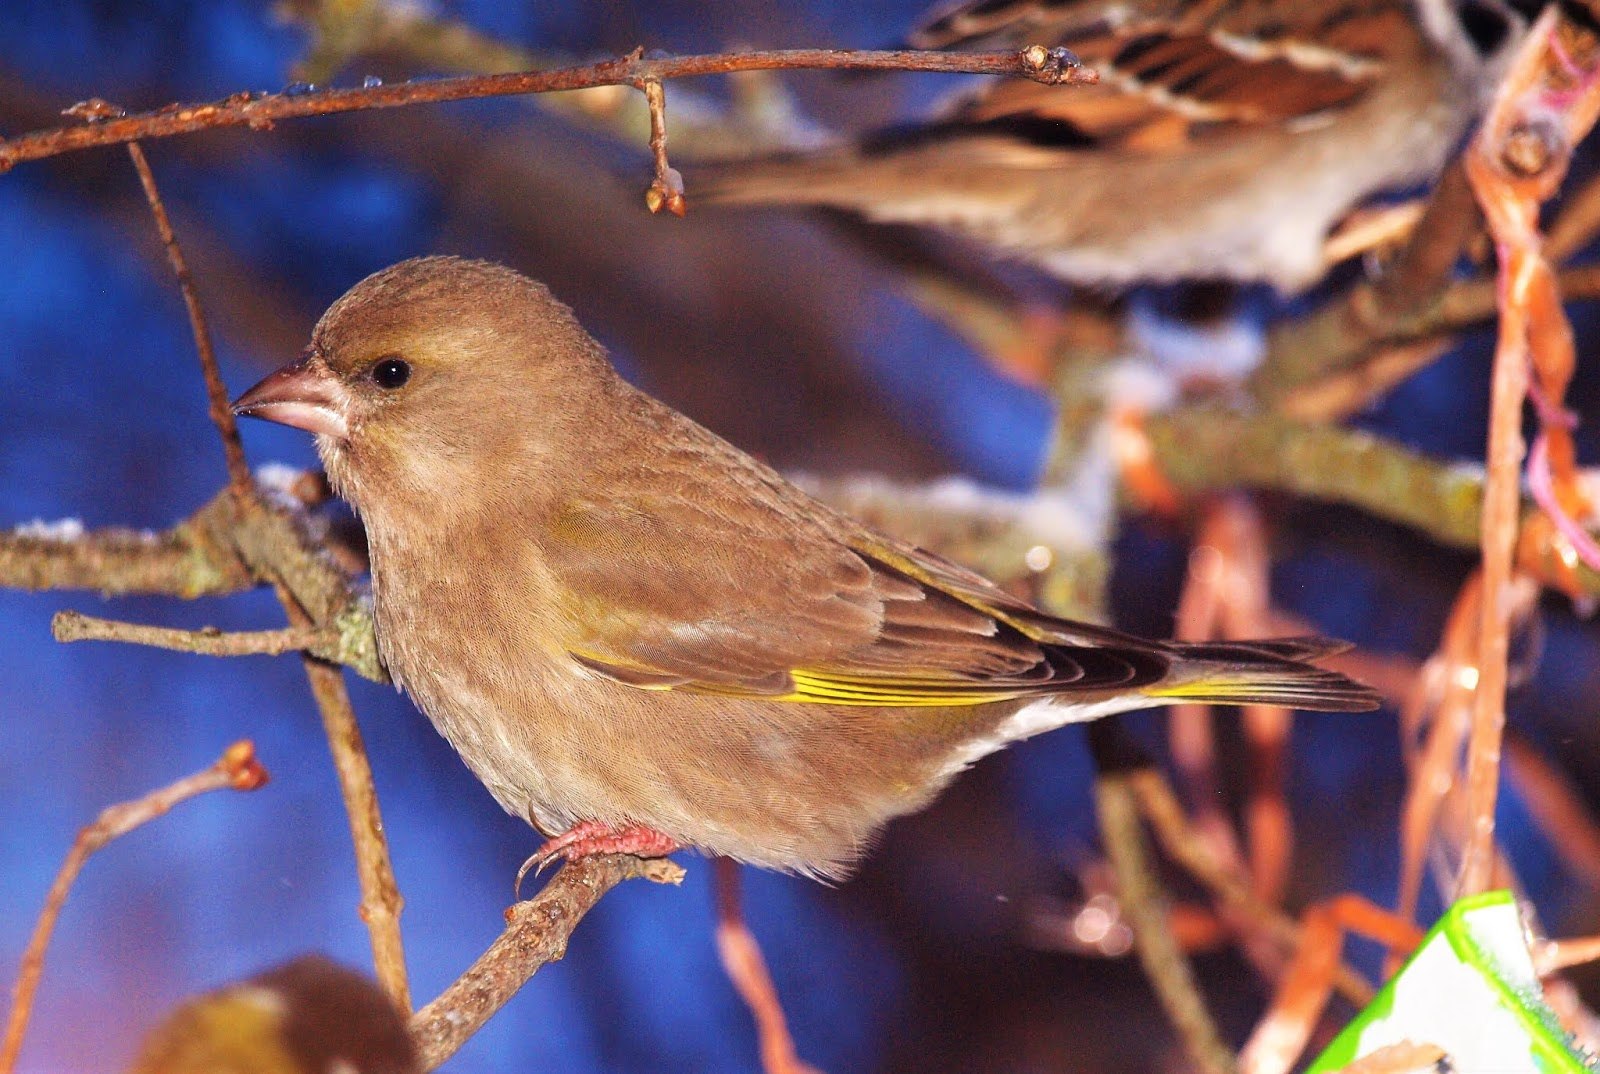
[128,956,416,1074]
[698,0,1543,290]
[233,257,1378,879]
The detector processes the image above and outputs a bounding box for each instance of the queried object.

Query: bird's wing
[896,0,1405,153]
[542,425,1168,705]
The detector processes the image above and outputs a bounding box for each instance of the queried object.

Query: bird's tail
[1145,637,1381,712]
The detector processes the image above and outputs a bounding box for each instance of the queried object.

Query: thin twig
[712,859,820,1074]
[0,741,268,1074]
[1534,935,1600,975]
[639,79,684,217]
[52,608,328,658]
[126,130,414,1000]
[1096,772,1238,1074]
[124,140,253,496]
[1458,4,1600,894]
[0,47,1096,172]
[409,855,685,1071]
[278,582,411,1012]
[1131,770,1374,1007]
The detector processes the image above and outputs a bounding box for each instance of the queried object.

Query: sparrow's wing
[902,0,1406,152]
[543,419,1168,704]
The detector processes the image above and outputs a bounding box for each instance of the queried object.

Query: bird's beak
[232,359,350,439]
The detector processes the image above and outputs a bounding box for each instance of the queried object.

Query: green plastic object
[1308,891,1595,1074]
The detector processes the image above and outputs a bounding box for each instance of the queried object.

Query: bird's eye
[371,357,411,390]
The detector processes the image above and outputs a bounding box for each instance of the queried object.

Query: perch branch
[409,855,685,1071]
[0,47,1096,172]
[0,741,267,1074]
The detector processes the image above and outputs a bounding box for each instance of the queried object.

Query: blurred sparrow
[233,257,1378,878]
[129,957,415,1074]
[699,0,1544,290]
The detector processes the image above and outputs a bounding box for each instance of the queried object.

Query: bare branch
[0,47,1097,172]
[1458,4,1600,896]
[51,609,329,658]
[713,859,819,1074]
[0,742,268,1074]
[124,140,254,496]
[1096,771,1237,1074]
[279,583,411,1012]
[409,855,685,1071]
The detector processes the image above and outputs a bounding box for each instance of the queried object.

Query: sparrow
[696,0,1544,290]
[232,257,1378,878]
[128,956,416,1074]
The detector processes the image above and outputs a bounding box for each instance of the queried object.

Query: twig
[123,137,413,999]
[52,608,329,658]
[0,47,1096,172]
[0,741,268,1074]
[409,854,685,1071]
[639,80,684,217]
[279,582,410,1012]
[1095,772,1238,1074]
[1534,935,1600,975]
[1142,407,1600,599]
[1251,162,1481,408]
[1239,897,1423,1074]
[712,859,820,1074]
[123,140,253,497]
[1327,1041,1448,1074]
[1130,770,1374,1007]
[1458,4,1600,895]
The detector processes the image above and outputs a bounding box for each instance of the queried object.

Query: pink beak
[232,359,349,439]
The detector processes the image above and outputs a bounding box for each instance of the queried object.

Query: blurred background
[4,2,1600,1072]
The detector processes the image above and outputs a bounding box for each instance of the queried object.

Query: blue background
[3,3,1599,1072]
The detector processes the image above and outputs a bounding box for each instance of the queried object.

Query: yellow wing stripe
[774,670,1022,707]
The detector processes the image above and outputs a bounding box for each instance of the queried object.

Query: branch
[0,741,268,1074]
[408,855,685,1071]
[1141,407,1600,599]
[51,609,329,659]
[124,138,253,496]
[0,47,1096,172]
[1251,163,1483,409]
[1096,770,1237,1074]
[1459,3,1600,895]
[0,514,251,597]
[281,583,411,1012]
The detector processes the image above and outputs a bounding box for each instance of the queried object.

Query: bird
[128,956,416,1074]
[232,256,1379,879]
[696,0,1545,290]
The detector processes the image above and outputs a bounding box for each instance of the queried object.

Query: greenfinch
[128,956,415,1074]
[234,257,1377,878]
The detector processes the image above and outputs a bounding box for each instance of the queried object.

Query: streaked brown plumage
[233,257,1378,878]
[698,0,1542,289]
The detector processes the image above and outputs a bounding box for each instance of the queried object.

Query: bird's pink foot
[516,820,680,897]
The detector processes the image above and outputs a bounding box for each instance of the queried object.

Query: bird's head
[232,256,617,513]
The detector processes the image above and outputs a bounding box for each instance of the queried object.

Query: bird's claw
[514,820,680,899]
